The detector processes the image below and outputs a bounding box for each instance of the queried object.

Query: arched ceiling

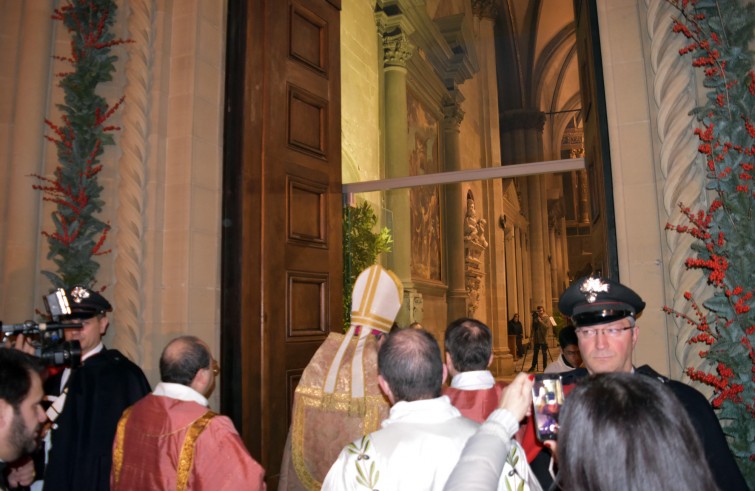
[494,0,580,114]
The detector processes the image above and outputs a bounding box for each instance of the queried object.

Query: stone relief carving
[408,92,442,281]
[464,190,488,317]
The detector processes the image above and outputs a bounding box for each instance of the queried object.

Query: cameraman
[526,306,551,372]
[0,349,45,489]
[20,286,150,491]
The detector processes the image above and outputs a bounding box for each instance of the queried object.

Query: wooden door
[222,0,343,488]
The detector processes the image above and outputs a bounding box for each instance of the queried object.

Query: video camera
[1,288,82,367]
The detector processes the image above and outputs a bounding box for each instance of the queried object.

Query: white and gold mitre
[323,264,403,398]
[349,264,404,333]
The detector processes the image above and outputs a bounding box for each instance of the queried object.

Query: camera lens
[36,340,81,368]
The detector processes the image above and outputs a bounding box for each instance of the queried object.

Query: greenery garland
[664,0,754,484]
[33,0,128,288]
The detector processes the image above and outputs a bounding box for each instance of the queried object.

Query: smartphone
[532,373,564,442]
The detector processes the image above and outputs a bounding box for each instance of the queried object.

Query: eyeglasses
[211,361,221,376]
[575,326,633,338]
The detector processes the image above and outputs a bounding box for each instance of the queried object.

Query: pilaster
[442,97,467,322]
[1,1,55,318]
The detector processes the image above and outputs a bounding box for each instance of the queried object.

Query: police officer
[524,276,748,491]
[32,286,151,491]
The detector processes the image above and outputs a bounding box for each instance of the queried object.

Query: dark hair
[557,325,578,348]
[0,349,44,411]
[444,318,491,372]
[378,328,443,402]
[558,373,719,491]
[159,336,211,385]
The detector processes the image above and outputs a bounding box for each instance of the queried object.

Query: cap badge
[70,286,91,303]
[580,277,609,303]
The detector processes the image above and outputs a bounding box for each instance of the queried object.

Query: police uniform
[523,276,748,491]
[40,287,151,491]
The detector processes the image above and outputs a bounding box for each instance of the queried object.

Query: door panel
[222,1,342,489]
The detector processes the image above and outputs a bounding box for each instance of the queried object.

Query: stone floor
[499,343,561,382]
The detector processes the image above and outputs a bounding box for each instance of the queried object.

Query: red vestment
[111,394,266,490]
[442,382,506,423]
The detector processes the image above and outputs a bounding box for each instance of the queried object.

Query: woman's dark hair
[558,373,719,491]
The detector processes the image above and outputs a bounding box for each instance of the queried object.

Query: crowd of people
[1,287,265,491]
[0,270,749,490]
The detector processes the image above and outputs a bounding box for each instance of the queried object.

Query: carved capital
[472,0,498,19]
[382,31,414,68]
[442,98,464,128]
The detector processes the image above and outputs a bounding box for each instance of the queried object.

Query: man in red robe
[442,318,540,489]
[442,317,507,423]
[111,336,265,490]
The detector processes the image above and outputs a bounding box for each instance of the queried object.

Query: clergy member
[111,336,266,490]
[279,265,403,490]
[442,318,540,490]
[323,328,540,491]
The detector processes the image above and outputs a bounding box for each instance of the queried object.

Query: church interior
[0,0,725,486]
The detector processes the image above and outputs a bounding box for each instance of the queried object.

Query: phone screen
[532,374,564,442]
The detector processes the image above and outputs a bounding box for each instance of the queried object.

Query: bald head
[159,336,212,386]
[378,328,444,402]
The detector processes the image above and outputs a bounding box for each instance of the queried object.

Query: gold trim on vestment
[291,388,385,490]
[112,407,133,487]
[177,410,217,491]
[356,265,379,320]
[112,407,217,491]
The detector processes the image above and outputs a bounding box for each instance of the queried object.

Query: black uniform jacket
[42,348,150,491]
[540,365,748,491]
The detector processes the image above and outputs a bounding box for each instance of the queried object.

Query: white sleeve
[322,435,381,491]
[443,409,519,491]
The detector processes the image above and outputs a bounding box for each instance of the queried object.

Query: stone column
[558,215,568,291]
[504,223,518,320]
[381,28,414,284]
[578,169,590,224]
[443,98,467,322]
[501,109,549,309]
[548,222,558,301]
[514,227,525,325]
[522,230,533,334]
[1,1,55,318]
[528,176,548,308]
[474,0,513,374]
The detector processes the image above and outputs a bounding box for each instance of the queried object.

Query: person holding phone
[442,318,541,490]
[444,373,536,491]
[521,275,748,491]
